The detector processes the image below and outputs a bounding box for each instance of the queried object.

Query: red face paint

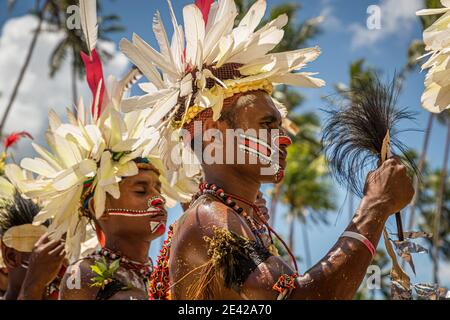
[243,138,271,157]
[275,169,285,183]
[153,223,166,236]
[273,135,293,148]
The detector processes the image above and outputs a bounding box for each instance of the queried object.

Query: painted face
[217,90,292,184]
[238,132,292,183]
[101,167,167,240]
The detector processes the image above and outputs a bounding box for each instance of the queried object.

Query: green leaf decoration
[89,258,122,289]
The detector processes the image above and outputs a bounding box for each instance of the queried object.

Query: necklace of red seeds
[193,182,299,273]
[194,182,267,241]
[148,225,173,300]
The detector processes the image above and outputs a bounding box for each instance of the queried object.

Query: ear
[2,243,20,269]
[203,116,219,132]
[201,116,223,148]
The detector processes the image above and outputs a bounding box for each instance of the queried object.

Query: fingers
[48,243,65,257]
[39,239,63,254]
[383,156,401,167]
[34,233,50,247]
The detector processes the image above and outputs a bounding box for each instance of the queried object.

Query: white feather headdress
[5,82,161,261]
[417,0,450,113]
[119,0,325,126]
[2,0,198,261]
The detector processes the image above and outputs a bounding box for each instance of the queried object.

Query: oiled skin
[169,91,414,300]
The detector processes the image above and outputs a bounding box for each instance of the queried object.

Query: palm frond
[49,38,69,77]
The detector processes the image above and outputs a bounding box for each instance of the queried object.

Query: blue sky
[1,0,449,294]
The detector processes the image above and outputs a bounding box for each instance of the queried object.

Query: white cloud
[349,0,423,49]
[0,15,128,160]
[320,0,343,31]
[320,5,343,31]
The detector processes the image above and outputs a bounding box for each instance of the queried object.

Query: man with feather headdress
[117,0,415,300]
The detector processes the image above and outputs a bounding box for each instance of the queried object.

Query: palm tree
[431,112,450,283]
[405,0,445,232]
[281,139,335,266]
[0,0,124,135]
[0,0,50,137]
[45,0,124,107]
[254,2,324,226]
[417,164,450,284]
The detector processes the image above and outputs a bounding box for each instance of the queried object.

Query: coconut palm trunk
[71,56,78,112]
[0,0,48,137]
[301,218,312,268]
[269,183,282,227]
[432,121,450,283]
[408,114,434,231]
[288,214,295,253]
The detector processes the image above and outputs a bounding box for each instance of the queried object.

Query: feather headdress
[3,0,197,261]
[119,0,325,131]
[417,0,450,113]
[4,83,160,261]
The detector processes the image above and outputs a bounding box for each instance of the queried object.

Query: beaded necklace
[192,183,270,245]
[91,247,154,282]
[193,182,298,272]
[148,225,173,300]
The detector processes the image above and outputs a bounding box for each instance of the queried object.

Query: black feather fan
[321,75,417,199]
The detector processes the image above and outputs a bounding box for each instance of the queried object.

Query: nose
[149,196,166,209]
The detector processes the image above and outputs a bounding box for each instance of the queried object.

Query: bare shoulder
[174,196,255,249]
[59,258,99,300]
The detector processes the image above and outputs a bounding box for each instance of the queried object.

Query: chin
[148,220,167,238]
[257,164,285,184]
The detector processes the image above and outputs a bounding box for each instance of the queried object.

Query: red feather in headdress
[195,0,214,25]
[81,49,106,119]
[3,131,33,150]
